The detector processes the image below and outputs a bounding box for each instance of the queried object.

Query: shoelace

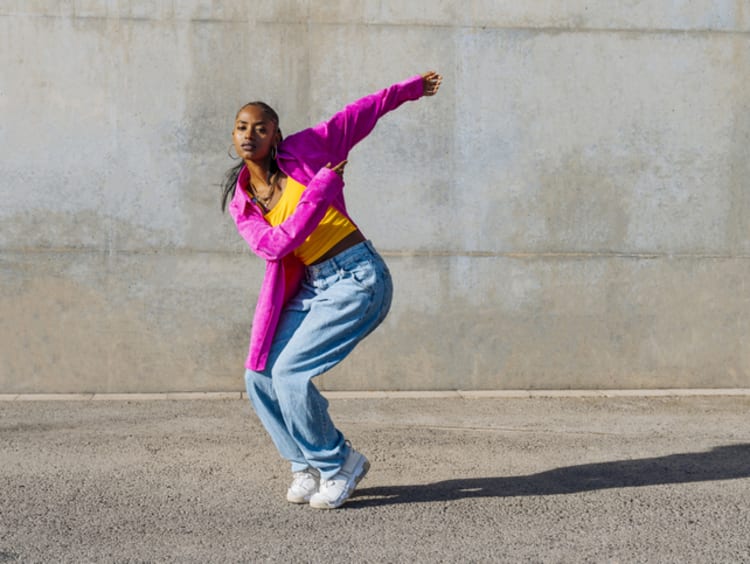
[292,471,316,486]
[321,475,347,489]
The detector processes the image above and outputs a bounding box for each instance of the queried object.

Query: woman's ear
[275,128,283,143]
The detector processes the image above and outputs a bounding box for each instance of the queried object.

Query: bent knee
[244,368,269,390]
[269,362,317,399]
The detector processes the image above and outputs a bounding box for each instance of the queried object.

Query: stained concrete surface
[1,395,749,563]
[2,3,749,393]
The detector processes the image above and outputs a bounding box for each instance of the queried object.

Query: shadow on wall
[351,444,750,507]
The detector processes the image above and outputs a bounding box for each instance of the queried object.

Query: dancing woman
[221,71,442,508]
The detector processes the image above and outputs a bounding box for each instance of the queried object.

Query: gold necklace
[250,176,275,209]
[253,185,274,206]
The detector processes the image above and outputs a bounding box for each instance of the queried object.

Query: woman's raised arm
[281,72,442,167]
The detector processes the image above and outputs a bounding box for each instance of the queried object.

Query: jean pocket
[348,261,377,294]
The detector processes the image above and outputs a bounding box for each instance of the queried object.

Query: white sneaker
[286,468,320,504]
[309,446,370,509]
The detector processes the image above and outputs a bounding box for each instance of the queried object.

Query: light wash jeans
[244,240,393,480]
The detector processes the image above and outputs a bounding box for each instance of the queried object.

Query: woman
[221,71,442,509]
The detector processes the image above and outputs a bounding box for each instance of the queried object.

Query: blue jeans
[244,240,393,480]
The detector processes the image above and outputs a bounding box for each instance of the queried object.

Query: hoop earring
[228,144,240,160]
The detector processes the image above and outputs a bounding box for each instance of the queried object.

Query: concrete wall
[1,1,748,392]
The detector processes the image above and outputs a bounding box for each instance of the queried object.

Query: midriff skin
[310,229,367,265]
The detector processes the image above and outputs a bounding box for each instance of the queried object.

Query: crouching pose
[221,71,442,508]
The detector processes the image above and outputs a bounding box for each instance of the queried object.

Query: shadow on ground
[352,444,750,507]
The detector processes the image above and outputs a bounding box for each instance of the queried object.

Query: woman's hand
[326,160,348,178]
[421,71,442,96]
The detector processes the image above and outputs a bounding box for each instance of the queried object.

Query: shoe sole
[286,492,314,504]
[309,458,370,510]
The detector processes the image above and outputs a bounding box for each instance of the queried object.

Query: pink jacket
[229,74,425,370]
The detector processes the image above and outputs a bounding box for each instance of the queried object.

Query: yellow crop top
[264,176,357,265]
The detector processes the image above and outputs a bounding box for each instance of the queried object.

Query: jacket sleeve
[305,74,425,163]
[230,167,344,261]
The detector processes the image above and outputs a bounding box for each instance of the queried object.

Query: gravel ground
[1,395,749,563]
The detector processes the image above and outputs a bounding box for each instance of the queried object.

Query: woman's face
[232,105,279,163]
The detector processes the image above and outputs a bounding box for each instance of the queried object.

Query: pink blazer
[229,74,425,370]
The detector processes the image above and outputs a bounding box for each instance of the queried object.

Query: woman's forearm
[232,167,344,261]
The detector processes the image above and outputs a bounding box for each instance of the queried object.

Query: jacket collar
[230,164,254,212]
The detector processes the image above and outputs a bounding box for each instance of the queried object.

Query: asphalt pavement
[1,393,749,563]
